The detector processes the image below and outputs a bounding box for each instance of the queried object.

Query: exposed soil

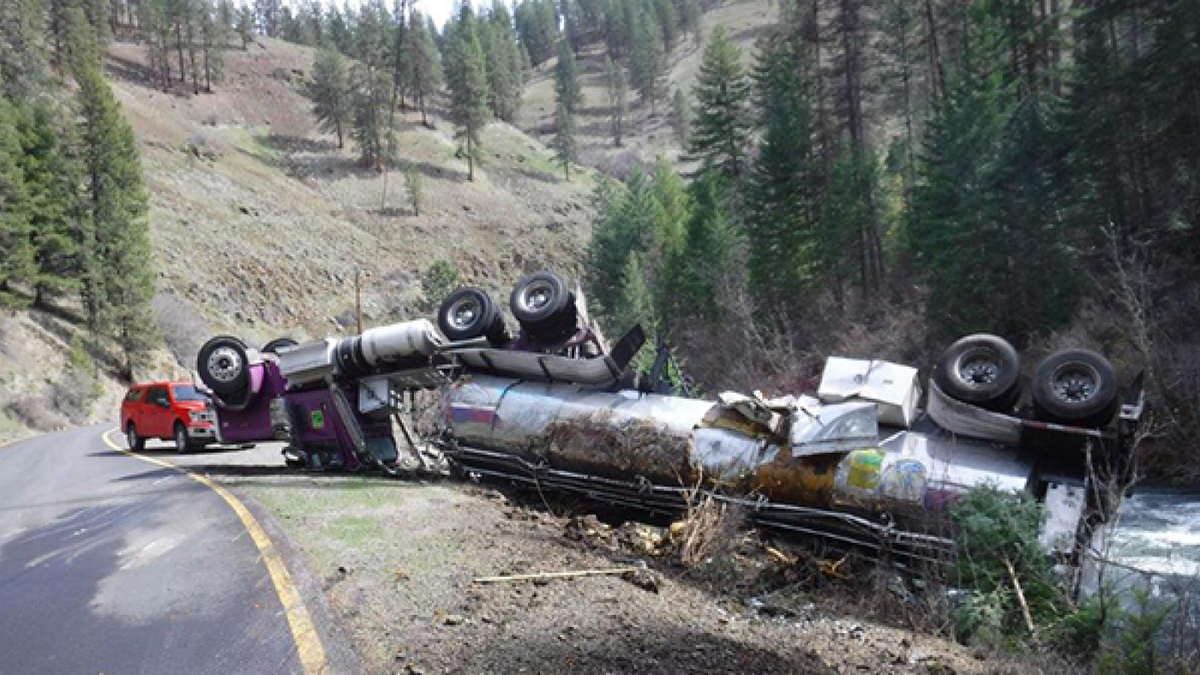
[153,440,1029,675]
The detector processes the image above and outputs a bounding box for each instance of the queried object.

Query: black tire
[126,423,145,452]
[934,334,1021,412]
[197,336,250,396]
[1032,349,1119,427]
[262,337,299,354]
[438,287,499,341]
[174,423,192,454]
[509,271,570,328]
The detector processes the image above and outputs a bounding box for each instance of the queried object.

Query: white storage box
[817,357,922,428]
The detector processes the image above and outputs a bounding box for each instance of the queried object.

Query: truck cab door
[146,386,171,438]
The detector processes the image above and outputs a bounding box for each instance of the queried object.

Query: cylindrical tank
[442,375,1037,523]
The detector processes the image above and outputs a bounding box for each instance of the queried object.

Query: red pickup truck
[120,381,216,453]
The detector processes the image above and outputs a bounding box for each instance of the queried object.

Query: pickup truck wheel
[197,336,250,396]
[126,424,145,452]
[934,334,1021,412]
[174,423,191,454]
[1032,349,1119,427]
[438,287,498,341]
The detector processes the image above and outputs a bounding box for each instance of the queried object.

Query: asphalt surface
[0,425,316,675]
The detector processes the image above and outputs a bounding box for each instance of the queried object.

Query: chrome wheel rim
[447,296,482,331]
[518,280,555,314]
[1051,363,1100,403]
[207,346,243,383]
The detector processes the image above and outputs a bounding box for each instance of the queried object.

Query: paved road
[0,425,318,675]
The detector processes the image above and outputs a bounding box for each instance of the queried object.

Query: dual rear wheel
[935,334,1119,428]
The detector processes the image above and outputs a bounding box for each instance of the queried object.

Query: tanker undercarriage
[194,271,1144,578]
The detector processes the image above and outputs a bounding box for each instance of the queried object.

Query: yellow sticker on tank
[845,449,884,490]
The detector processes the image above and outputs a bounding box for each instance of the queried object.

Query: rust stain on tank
[528,414,697,484]
[750,449,841,507]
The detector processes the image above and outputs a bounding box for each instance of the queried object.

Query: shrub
[420,261,461,311]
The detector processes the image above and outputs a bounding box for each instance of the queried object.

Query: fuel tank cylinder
[442,375,1036,521]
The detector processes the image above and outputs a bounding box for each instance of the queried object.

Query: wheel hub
[448,297,481,330]
[1052,366,1098,403]
[958,350,1001,387]
[520,281,555,313]
[207,347,243,383]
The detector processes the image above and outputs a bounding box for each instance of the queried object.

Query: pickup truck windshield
[172,385,208,402]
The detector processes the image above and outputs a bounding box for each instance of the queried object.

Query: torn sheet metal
[818,357,921,428]
[790,395,879,457]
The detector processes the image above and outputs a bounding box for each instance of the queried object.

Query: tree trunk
[175,21,185,84]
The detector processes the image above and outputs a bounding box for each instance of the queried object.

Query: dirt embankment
[189,455,1018,675]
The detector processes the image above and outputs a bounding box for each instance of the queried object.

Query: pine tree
[0,96,35,308]
[629,12,666,112]
[554,39,583,114]
[70,9,155,377]
[604,55,627,146]
[688,25,751,182]
[0,0,48,101]
[350,0,392,169]
[551,101,577,180]
[745,32,822,308]
[445,7,491,181]
[669,88,690,145]
[20,103,84,306]
[309,44,353,149]
[406,11,442,127]
[198,0,226,92]
[672,169,739,319]
[482,2,523,122]
[237,5,253,48]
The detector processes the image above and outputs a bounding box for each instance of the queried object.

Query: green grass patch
[324,515,385,547]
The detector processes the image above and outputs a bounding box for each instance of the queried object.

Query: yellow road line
[101,428,328,674]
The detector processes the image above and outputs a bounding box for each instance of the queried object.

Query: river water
[1086,486,1200,658]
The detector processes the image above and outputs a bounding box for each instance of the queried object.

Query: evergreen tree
[445,7,491,181]
[0,96,35,308]
[309,44,353,149]
[0,0,48,101]
[671,168,739,319]
[482,4,523,122]
[236,5,253,48]
[605,55,627,146]
[198,0,226,92]
[551,101,577,180]
[406,10,442,127]
[20,103,84,306]
[629,12,666,112]
[350,0,392,169]
[669,88,690,145]
[688,25,751,182]
[70,10,155,377]
[908,65,1078,339]
[745,33,822,308]
[554,39,583,114]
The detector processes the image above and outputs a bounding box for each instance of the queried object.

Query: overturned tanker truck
[195,271,1144,574]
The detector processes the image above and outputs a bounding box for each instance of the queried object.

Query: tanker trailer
[438,334,1144,569]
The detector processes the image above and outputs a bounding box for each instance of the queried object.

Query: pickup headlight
[188,411,207,423]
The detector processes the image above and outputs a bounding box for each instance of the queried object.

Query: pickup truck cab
[120,382,216,453]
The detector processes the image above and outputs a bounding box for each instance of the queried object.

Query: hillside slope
[519,0,779,174]
[2,37,598,444]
